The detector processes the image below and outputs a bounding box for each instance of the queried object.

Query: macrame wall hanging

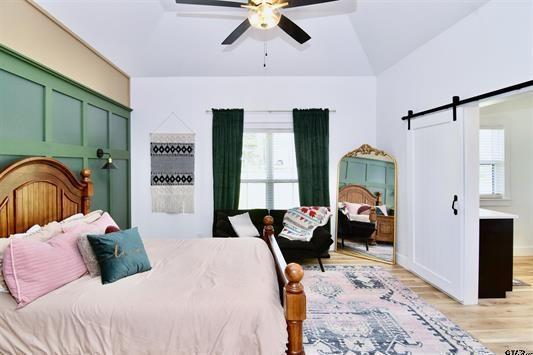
[150,112,195,214]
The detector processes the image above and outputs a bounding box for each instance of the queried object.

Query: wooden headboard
[0,157,93,238]
[338,184,381,206]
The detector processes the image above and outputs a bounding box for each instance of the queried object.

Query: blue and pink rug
[302,265,492,354]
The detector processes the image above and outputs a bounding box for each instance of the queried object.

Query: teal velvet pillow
[87,227,151,284]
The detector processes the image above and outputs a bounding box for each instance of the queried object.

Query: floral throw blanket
[279,207,331,242]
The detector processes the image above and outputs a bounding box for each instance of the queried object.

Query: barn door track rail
[402,79,533,130]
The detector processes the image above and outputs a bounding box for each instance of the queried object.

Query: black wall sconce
[96,149,117,170]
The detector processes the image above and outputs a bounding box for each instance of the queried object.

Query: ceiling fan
[175,0,339,45]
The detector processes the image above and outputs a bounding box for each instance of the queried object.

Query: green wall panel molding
[0,155,23,171]
[87,104,109,148]
[110,113,128,151]
[0,44,131,114]
[54,157,84,175]
[340,157,395,209]
[110,159,129,229]
[0,69,45,141]
[52,90,83,146]
[89,158,110,213]
[0,139,129,160]
[0,44,131,228]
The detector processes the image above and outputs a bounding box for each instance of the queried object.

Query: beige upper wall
[0,0,130,107]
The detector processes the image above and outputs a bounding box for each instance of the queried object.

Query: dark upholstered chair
[337,209,376,250]
[213,209,333,272]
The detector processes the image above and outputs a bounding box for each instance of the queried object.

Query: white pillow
[61,213,84,224]
[377,205,388,216]
[26,224,42,234]
[343,202,364,215]
[348,214,371,223]
[83,210,104,224]
[228,213,260,238]
[43,221,62,238]
[10,224,42,238]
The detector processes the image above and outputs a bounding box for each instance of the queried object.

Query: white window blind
[239,131,300,209]
[479,128,505,198]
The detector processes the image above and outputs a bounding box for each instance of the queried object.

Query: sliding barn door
[407,109,470,303]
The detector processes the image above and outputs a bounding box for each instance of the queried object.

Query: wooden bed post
[80,169,93,214]
[262,216,306,355]
[375,191,382,205]
[285,263,306,355]
[263,215,275,243]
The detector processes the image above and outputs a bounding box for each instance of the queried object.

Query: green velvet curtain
[212,109,244,210]
[293,108,330,207]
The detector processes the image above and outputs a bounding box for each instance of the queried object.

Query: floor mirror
[336,144,397,264]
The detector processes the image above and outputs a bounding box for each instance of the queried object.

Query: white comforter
[0,238,286,355]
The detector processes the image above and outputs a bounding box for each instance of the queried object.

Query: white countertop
[479,208,519,220]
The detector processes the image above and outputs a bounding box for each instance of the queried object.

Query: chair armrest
[310,226,333,251]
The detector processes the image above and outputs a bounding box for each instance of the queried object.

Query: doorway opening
[478,91,533,297]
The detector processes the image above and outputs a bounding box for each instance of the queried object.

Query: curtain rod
[401,79,533,128]
[205,109,336,113]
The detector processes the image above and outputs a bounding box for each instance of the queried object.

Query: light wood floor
[302,253,533,354]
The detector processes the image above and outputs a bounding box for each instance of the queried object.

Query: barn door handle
[452,195,458,215]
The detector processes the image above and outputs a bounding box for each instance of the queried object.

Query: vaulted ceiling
[35,0,489,77]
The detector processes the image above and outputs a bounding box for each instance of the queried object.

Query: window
[479,128,505,198]
[239,131,300,209]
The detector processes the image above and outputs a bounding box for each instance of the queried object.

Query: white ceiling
[35,0,489,77]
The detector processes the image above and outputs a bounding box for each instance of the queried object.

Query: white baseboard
[514,246,533,256]
[395,253,412,270]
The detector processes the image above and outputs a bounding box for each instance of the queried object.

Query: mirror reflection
[336,144,396,263]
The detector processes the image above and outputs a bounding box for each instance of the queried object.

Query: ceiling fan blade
[222,19,251,45]
[277,15,311,44]
[175,0,246,8]
[285,0,339,8]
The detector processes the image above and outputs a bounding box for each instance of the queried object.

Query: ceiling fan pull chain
[264,41,269,69]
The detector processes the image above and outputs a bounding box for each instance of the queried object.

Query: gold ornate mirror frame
[335,144,398,265]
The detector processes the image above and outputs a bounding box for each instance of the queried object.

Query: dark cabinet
[478,218,514,298]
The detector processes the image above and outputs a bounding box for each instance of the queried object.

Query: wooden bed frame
[339,184,380,222]
[338,184,395,243]
[0,157,306,355]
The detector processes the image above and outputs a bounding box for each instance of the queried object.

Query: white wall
[480,96,533,255]
[376,0,533,264]
[131,76,376,239]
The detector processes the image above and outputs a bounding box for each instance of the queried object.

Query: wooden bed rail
[263,216,306,355]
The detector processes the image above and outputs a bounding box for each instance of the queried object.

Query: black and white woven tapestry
[150,133,195,213]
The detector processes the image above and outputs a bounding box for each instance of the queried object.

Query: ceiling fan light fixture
[248,3,281,30]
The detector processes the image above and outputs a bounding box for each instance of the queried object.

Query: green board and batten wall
[0,44,131,229]
[339,157,395,210]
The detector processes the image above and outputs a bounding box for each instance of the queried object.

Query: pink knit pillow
[2,232,87,308]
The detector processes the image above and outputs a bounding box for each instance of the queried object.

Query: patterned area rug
[303,265,492,355]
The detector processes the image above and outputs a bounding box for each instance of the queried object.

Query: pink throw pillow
[90,212,119,231]
[2,232,88,308]
[62,212,119,234]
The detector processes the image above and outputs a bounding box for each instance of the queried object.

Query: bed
[338,184,395,244]
[0,157,306,355]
